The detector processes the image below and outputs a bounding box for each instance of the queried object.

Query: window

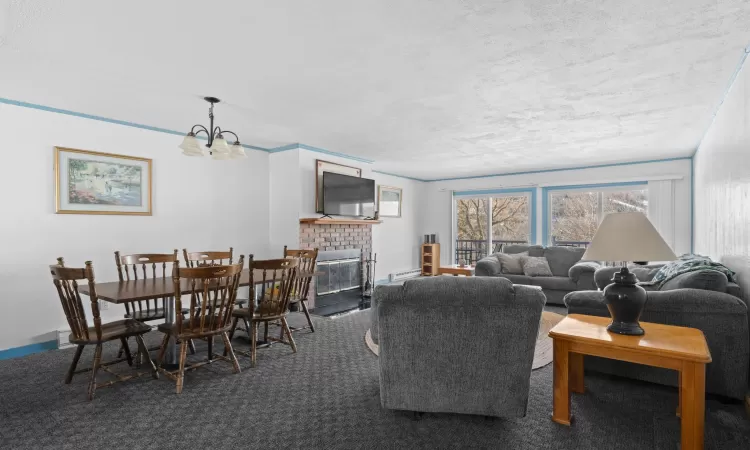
[454,190,535,264]
[547,184,648,246]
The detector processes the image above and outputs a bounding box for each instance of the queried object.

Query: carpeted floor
[0,310,748,449]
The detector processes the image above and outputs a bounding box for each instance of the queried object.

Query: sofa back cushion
[505,244,544,257]
[498,251,527,274]
[543,246,585,277]
[521,256,554,277]
[659,270,728,293]
[630,266,661,282]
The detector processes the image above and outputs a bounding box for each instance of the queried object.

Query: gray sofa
[475,244,599,305]
[564,259,749,400]
[372,276,545,418]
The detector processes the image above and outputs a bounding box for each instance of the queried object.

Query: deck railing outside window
[455,239,527,265]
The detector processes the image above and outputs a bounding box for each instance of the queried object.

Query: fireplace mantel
[299,218,382,225]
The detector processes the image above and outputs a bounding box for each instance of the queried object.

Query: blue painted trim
[0,97,270,152]
[428,157,692,182]
[0,340,57,360]
[693,45,750,157]
[453,187,537,245]
[541,181,648,246]
[372,170,426,182]
[269,142,375,164]
[268,143,300,152]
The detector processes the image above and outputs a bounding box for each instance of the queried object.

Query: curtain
[648,180,676,251]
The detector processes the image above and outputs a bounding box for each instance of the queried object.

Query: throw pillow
[521,256,553,277]
[498,251,528,274]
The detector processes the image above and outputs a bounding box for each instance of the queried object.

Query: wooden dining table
[79,268,319,366]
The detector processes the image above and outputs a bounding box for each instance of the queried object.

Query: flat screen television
[322,172,375,217]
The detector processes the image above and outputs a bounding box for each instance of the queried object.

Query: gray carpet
[0,311,748,449]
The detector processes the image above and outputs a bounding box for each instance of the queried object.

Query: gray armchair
[373,276,545,417]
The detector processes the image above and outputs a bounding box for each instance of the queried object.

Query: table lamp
[581,212,676,336]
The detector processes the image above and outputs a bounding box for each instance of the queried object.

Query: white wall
[0,104,270,350]
[694,59,750,259]
[370,172,425,281]
[269,149,301,255]
[423,159,693,266]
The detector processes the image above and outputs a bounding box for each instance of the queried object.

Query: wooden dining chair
[182,247,244,357]
[156,256,244,394]
[50,258,158,400]
[227,255,299,367]
[114,250,194,356]
[283,246,318,333]
[182,248,233,268]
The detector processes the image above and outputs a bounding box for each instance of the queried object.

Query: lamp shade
[581,212,676,262]
[178,134,204,156]
[229,142,247,159]
[209,136,231,154]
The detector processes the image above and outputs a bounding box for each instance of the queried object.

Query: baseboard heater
[388,268,421,283]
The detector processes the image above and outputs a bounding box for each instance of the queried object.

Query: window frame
[452,188,537,263]
[542,182,648,246]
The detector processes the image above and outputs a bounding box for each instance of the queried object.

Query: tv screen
[322,172,375,217]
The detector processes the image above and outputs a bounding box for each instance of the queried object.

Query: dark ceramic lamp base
[606,320,645,336]
[603,267,647,336]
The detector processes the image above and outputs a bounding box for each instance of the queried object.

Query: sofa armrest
[593,266,623,290]
[564,290,608,316]
[475,254,502,277]
[569,262,600,289]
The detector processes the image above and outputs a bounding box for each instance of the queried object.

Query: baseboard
[0,340,58,361]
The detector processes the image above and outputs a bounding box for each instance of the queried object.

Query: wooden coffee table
[438,265,474,276]
[549,314,711,450]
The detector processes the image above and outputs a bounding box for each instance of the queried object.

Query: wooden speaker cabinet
[421,243,440,276]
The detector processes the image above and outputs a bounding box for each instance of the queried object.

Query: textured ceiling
[1,0,749,180]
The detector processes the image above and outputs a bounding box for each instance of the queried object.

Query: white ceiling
[1,0,749,180]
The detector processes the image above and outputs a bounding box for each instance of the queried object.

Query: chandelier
[178,97,246,159]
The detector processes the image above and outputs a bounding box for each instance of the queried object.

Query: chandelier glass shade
[179,97,247,159]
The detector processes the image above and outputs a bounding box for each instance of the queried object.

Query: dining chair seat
[232,308,284,322]
[69,319,152,345]
[125,307,189,322]
[157,315,233,338]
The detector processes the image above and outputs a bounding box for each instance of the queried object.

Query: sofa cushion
[659,270,728,293]
[530,276,577,291]
[498,274,532,285]
[543,246,585,277]
[505,244,544,257]
[498,251,527,274]
[630,266,661,282]
[521,256,553,277]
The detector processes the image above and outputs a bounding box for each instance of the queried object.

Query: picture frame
[378,185,402,218]
[54,147,152,215]
[315,159,362,213]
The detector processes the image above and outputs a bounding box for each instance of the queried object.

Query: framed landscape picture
[54,147,152,215]
[378,185,402,218]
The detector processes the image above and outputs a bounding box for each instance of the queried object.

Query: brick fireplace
[298,222,373,309]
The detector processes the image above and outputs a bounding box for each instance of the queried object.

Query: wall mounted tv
[322,172,375,217]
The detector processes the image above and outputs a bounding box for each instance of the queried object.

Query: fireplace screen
[316,258,361,295]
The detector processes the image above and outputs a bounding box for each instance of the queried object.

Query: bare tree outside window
[455,195,530,264]
[550,189,648,243]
